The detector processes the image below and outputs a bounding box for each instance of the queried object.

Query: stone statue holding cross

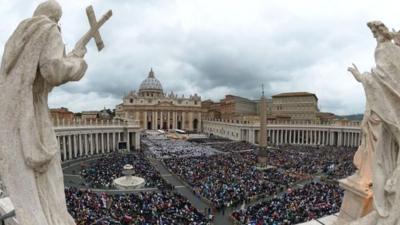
[0,1,112,224]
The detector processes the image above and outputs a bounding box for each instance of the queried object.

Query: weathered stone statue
[0,1,111,225]
[344,21,400,225]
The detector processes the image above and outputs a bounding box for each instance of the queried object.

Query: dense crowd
[188,136,231,144]
[69,137,355,224]
[208,141,256,152]
[66,187,211,225]
[80,153,168,189]
[265,145,357,180]
[143,137,221,159]
[232,182,343,225]
[165,152,304,209]
[188,138,256,153]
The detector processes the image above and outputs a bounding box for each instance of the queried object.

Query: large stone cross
[76,5,112,51]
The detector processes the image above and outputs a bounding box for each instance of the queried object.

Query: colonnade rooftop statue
[338,21,400,225]
[0,1,112,224]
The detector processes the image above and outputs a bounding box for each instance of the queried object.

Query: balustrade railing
[52,119,140,128]
[203,119,361,127]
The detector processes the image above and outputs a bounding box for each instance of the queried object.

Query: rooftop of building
[272,92,318,100]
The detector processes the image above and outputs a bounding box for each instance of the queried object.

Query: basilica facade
[115,69,202,131]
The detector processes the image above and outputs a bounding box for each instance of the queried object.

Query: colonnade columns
[249,130,255,144]
[99,133,103,154]
[313,130,316,145]
[61,136,66,160]
[337,132,342,147]
[182,112,186,130]
[84,134,88,156]
[94,133,98,154]
[155,111,158,130]
[79,134,83,156]
[135,132,140,150]
[112,132,116,151]
[106,133,109,152]
[68,135,72,160]
[290,130,293,144]
[272,130,275,144]
[73,134,78,158]
[91,134,94,154]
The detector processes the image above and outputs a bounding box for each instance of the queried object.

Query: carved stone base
[336,177,373,224]
[0,197,18,225]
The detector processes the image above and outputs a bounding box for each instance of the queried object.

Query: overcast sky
[1,0,399,115]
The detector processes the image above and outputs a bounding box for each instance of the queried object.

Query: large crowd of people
[232,182,343,225]
[189,138,255,153]
[62,134,356,225]
[66,187,211,225]
[265,145,357,180]
[164,152,305,209]
[143,137,221,159]
[80,153,168,189]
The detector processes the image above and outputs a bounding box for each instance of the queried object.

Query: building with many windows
[202,92,325,124]
[115,69,203,131]
[271,92,320,123]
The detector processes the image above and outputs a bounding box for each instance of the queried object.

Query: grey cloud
[2,0,399,113]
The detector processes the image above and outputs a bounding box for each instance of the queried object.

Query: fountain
[113,164,145,190]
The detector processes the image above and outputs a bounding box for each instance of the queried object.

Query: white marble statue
[0,1,111,225]
[348,21,400,225]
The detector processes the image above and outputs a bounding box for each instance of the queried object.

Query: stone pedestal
[337,177,373,224]
[0,198,18,225]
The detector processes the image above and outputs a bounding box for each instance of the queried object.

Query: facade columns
[182,112,186,130]
[160,111,163,129]
[127,131,131,151]
[167,111,170,129]
[249,129,255,144]
[144,112,147,130]
[189,112,193,130]
[173,111,177,129]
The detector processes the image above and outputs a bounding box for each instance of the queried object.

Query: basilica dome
[139,69,163,92]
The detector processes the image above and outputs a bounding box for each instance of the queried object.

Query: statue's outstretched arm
[348,63,366,83]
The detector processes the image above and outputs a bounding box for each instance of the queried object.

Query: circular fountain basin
[113,176,145,190]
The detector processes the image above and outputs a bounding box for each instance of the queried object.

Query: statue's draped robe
[359,40,400,224]
[0,16,86,225]
[353,105,374,186]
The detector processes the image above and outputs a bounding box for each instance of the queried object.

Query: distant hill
[336,114,363,121]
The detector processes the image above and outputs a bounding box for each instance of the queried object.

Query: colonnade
[55,125,142,161]
[266,128,361,147]
[203,120,361,147]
